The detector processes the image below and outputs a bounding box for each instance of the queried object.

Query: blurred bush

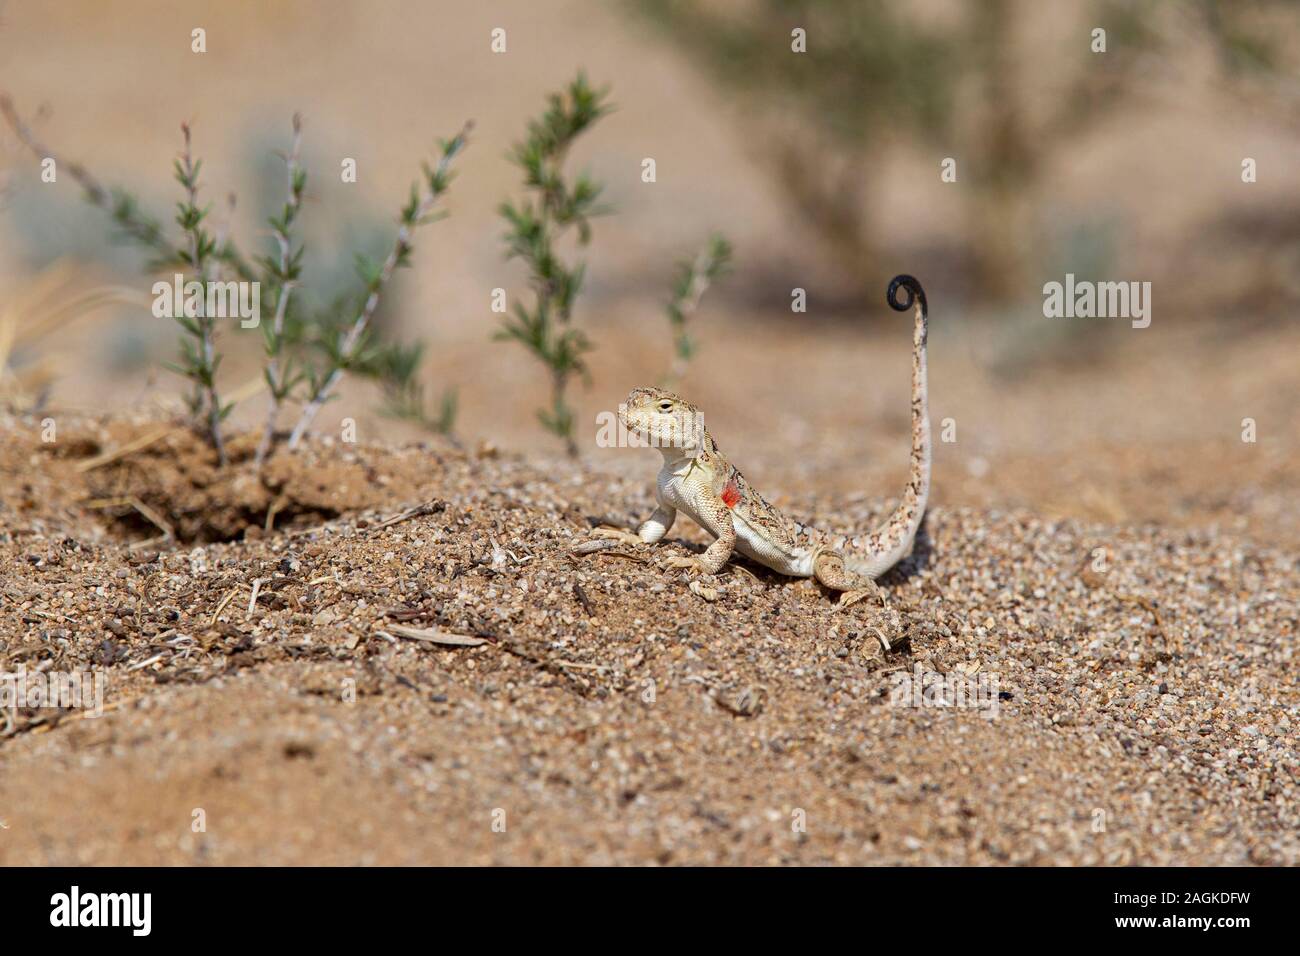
[635,0,1299,312]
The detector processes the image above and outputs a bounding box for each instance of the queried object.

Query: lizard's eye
[657,400,673,413]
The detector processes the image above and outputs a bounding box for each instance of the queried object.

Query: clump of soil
[34,419,444,544]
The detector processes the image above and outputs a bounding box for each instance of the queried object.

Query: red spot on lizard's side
[721,478,741,509]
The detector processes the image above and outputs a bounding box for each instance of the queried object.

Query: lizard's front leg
[594,503,676,546]
[664,513,736,575]
[637,503,676,543]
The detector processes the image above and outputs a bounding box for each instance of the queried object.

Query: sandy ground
[0,372,1295,864]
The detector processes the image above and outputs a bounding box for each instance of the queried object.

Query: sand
[0,414,1294,865]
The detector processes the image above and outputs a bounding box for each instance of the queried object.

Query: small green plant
[0,102,240,457]
[1,95,469,462]
[662,233,731,388]
[166,123,231,464]
[254,113,307,465]
[287,124,470,448]
[495,73,611,456]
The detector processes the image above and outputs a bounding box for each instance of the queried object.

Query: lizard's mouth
[617,406,649,438]
[625,423,654,445]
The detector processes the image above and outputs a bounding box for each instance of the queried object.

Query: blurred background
[1,0,1296,539]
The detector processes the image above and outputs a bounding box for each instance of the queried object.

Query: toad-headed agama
[597,275,931,607]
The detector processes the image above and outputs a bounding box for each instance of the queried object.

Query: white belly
[732,512,813,575]
[660,469,810,576]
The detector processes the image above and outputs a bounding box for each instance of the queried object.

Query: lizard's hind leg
[813,550,885,610]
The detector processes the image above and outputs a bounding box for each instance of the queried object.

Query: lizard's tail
[846,274,930,579]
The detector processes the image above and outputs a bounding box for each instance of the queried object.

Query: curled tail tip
[887,274,927,315]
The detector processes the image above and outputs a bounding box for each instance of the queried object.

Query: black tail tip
[887,274,927,314]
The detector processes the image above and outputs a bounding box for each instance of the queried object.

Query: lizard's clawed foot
[836,581,886,612]
[662,554,708,574]
[592,527,644,547]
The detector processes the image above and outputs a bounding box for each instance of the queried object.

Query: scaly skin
[601,275,930,606]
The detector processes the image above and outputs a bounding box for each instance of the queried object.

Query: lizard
[594,274,930,607]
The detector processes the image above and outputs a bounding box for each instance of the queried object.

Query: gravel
[0,416,1295,864]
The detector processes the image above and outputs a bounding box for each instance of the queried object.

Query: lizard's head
[619,386,706,453]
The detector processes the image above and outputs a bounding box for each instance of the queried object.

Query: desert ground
[0,312,1296,865]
